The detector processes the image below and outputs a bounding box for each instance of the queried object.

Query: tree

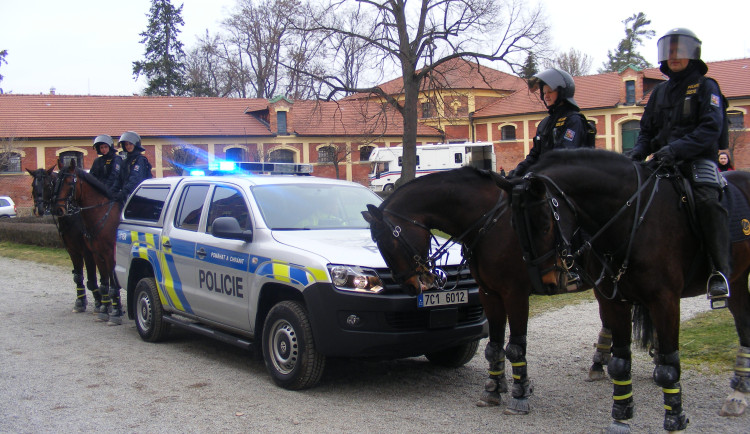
[297,0,548,183]
[520,52,538,79]
[133,0,188,96]
[599,12,655,73]
[184,31,236,97]
[545,48,593,76]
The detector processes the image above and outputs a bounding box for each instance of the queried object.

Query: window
[174,185,210,231]
[397,155,419,167]
[123,186,171,222]
[454,153,463,164]
[0,152,21,173]
[728,111,744,129]
[207,185,250,233]
[359,145,374,161]
[421,102,432,118]
[318,146,336,163]
[59,151,83,171]
[500,125,516,141]
[621,120,640,153]
[625,80,636,105]
[225,148,245,162]
[277,111,287,135]
[269,149,295,163]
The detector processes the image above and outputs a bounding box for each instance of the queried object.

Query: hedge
[0,217,64,248]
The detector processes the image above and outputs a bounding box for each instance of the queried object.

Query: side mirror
[211,216,253,242]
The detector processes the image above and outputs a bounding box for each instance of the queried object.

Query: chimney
[50,87,56,95]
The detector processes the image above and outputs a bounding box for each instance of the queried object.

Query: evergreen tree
[520,52,538,79]
[133,0,188,96]
[599,12,655,73]
[0,49,8,86]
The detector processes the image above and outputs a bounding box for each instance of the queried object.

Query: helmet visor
[657,34,701,62]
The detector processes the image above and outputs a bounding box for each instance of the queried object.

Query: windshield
[253,183,382,230]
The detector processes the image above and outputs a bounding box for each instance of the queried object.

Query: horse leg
[83,248,102,313]
[68,252,87,313]
[107,276,123,326]
[587,326,612,381]
[600,300,635,433]
[476,292,508,407]
[503,293,532,415]
[720,275,750,416]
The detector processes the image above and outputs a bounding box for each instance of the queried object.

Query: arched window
[621,120,640,153]
[318,146,336,163]
[0,152,21,173]
[359,145,375,161]
[500,125,516,141]
[225,148,245,162]
[59,150,84,170]
[269,149,295,163]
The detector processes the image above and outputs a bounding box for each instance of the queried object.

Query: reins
[55,169,118,240]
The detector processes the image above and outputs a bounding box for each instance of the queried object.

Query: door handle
[162,240,172,249]
[196,247,207,259]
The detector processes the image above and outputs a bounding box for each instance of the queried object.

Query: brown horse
[508,149,750,431]
[362,166,559,415]
[26,166,104,313]
[53,160,123,325]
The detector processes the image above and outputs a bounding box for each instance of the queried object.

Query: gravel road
[0,257,747,433]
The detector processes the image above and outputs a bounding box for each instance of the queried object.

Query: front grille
[375,264,477,294]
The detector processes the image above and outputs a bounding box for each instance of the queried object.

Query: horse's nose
[54,206,66,217]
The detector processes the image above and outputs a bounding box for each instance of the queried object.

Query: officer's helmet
[528,68,578,109]
[118,131,144,152]
[93,135,114,154]
[657,28,702,63]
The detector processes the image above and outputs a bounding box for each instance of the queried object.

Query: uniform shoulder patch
[710,94,720,107]
[564,129,576,141]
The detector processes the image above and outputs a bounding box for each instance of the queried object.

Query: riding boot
[696,196,730,303]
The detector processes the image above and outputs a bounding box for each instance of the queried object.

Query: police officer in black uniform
[115,131,151,203]
[629,28,729,301]
[509,68,587,177]
[89,134,122,195]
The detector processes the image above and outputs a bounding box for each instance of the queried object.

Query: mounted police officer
[508,68,588,177]
[115,131,151,203]
[89,135,122,196]
[629,28,729,302]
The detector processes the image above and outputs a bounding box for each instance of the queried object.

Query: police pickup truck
[115,162,486,389]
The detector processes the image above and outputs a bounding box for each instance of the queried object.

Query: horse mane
[76,168,114,199]
[381,166,501,207]
[530,148,631,173]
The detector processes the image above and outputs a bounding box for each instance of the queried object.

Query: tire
[383,184,395,193]
[262,301,325,390]
[425,339,480,368]
[134,277,168,342]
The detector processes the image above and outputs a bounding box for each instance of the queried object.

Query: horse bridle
[54,169,117,239]
[31,171,55,215]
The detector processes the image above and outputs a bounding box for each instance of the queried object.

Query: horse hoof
[503,398,530,415]
[72,300,87,313]
[719,391,748,416]
[587,369,608,382]
[96,312,109,322]
[107,316,122,326]
[604,420,631,433]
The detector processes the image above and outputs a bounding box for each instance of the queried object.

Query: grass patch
[679,308,737,374]
[529,290,595,317]
[0,241,71,268]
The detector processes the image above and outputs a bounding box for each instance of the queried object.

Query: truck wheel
[262,301,325,390]
[425,339,480,367]
[134,277,168,342]
[383,184,395,193]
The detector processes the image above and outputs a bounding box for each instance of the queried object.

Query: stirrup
[707,271,729,310]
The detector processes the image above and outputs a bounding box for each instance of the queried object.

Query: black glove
[653,146,676,166]
[507,170,517,178]
[626,150,644,162]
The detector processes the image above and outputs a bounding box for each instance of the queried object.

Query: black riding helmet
[93,135,114,155]
[118,131,145,153]
[528,68,579,110]
[657,27,707,75]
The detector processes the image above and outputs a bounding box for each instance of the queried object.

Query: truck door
[191,184,254,330]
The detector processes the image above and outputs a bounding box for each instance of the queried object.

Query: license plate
[417,290,468,307]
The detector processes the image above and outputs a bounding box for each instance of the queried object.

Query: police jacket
[632,62,724,162]
[90,150,122,193]
[118,151,151,199]
[513,101,586,176]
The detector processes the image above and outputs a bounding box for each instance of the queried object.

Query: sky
[1,0,749,96]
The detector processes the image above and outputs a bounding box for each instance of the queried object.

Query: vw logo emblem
[432,267,448,290]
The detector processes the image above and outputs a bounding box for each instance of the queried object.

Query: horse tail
[631,303,655,350]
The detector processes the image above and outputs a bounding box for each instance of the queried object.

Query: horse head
[52,159,80,217]
[26,165,56,217]
[362,203,436,296]
[509,173,576,295]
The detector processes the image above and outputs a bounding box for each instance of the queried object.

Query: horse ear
[527,175,547,199]
[47,163,57,173]
[25,168,35,176]
[362,204,383,223]
[494,175,514,193]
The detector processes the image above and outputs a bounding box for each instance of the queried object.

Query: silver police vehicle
[115,162,486,390]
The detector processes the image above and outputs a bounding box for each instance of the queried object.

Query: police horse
[27,166,104,313]
[363,166,571,415]
[53,160,123,325]
[508,149,749,432]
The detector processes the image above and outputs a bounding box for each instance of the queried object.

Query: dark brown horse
[509,149,750,431]
[363,166,556,415]
[53,160,123,325]
[26,165,104,313]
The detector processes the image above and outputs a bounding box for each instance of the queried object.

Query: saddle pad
[724,182,750,243]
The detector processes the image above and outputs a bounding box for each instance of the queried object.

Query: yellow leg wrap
[488,370,504,376]
[613,392,633,400]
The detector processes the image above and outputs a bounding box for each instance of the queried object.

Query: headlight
[327,265,384,293]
